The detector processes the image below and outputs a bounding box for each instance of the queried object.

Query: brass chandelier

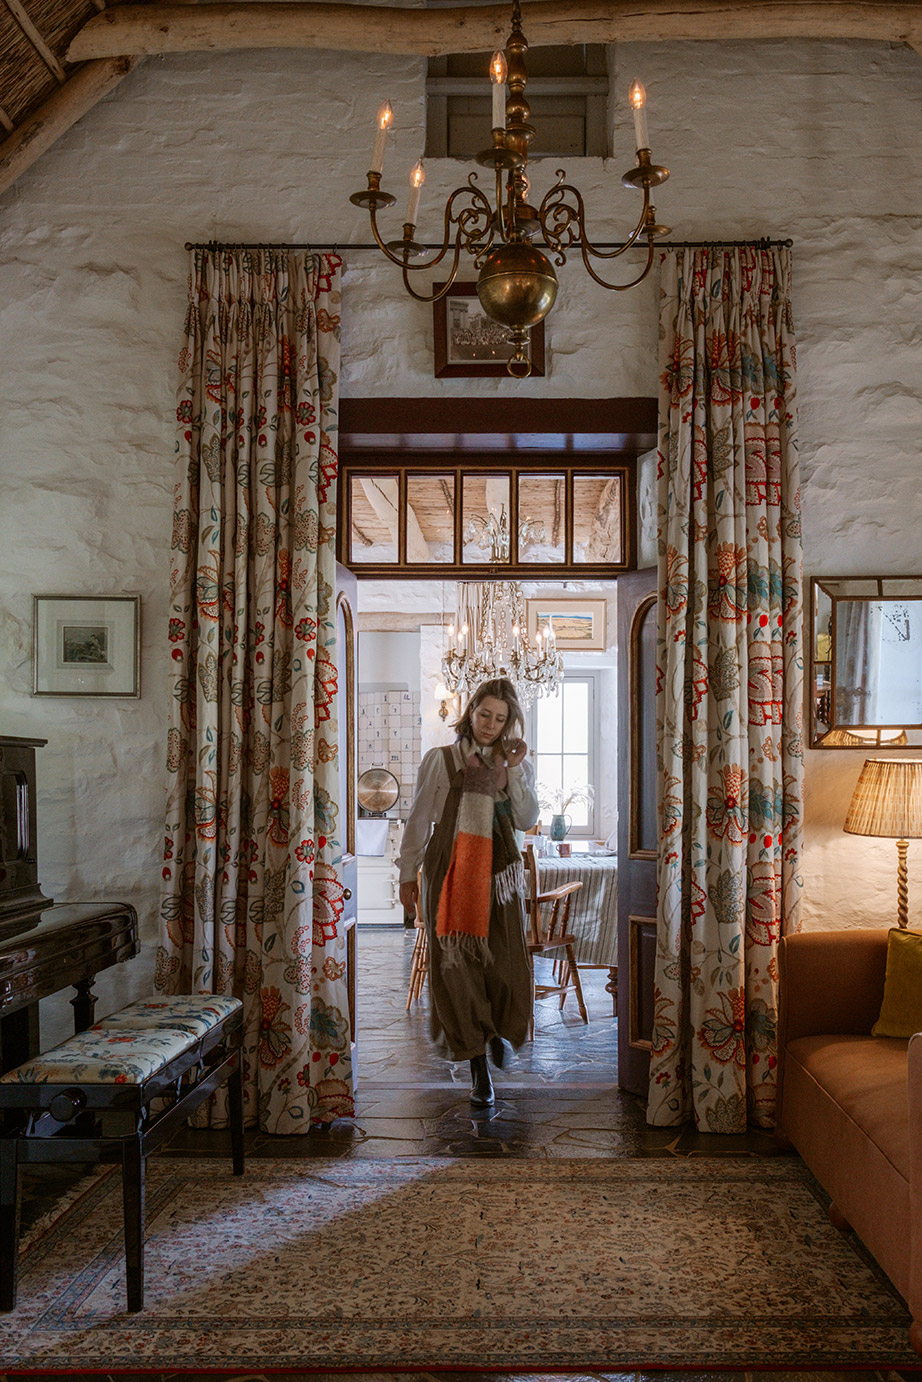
[349,0,670,377]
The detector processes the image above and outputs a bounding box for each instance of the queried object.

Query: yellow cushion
[872,928,922,1038]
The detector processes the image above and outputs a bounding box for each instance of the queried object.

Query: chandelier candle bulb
[406,158,425,225]
[629,80,649,151]
[370,99,393,175]
[491,50,508,130]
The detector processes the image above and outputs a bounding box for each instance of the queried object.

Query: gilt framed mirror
[809,576,922,748]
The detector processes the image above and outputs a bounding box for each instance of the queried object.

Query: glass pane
[349,474,398,564]
[406,474,455,564]
[834,598,922,725]
[518,473,565,563]
[535,756,563,819]
[562,681,589,753]
[462,474,511,563]
[562,754,591,828]
[535,686,563,754]
[573,474,623,564]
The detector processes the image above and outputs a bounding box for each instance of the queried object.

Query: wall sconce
[434,681,453,721]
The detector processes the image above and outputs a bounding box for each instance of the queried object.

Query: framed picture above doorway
[432,282,546,378]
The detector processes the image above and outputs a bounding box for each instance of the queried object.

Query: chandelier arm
[539,179,653,263]
[578,192,653,261]
[399,249,463,303]
[367,181,494,275]
[577,233,657,291]
[536,174,582,264]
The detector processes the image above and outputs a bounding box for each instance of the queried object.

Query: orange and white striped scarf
[436,751,523,961]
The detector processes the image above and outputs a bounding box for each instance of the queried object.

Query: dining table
[535,850,618,1008]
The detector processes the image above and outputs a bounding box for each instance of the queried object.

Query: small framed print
[433,282,546,378]
[33,595,141,697]
[526,596,607,651]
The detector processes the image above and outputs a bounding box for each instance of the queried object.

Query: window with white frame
[529,674,597,837]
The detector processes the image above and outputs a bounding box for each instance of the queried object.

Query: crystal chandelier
[440,498,563,706]
[442,580,563,708]
[464,502,545,564]
[349,0,669,377]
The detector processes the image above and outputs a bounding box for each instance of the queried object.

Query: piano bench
[0,993,244,1314]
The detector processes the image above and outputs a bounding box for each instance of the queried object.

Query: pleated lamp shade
[844,758,922,839]
[822,727,909,748]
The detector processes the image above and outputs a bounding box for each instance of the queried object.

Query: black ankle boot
[470,1054,495,1107]
[488,1035,507,1069]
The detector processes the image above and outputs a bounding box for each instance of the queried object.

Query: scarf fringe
[494,857,525,906]
[438,931,493,969]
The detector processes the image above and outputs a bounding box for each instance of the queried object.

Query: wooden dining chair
[405,871,429,1010]
[522,846,588,1035]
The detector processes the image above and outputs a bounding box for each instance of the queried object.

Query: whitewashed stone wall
[2,38,922,1041]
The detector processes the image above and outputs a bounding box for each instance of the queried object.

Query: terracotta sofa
[776,927,920,1352]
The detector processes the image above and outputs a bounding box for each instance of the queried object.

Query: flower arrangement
[537,782,594,815]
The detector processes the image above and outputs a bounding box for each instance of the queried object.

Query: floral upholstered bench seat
[0,992,244,1314]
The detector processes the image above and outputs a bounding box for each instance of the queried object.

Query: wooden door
[616,567,658,1098]
[335,564,358,1054]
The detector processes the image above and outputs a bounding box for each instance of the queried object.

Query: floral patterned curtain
[648,246,804,1134]
[157,247,352,1132]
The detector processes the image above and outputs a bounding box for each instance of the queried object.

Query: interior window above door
[340,457,633,578]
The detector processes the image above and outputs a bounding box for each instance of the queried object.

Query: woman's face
[470,695,510,747]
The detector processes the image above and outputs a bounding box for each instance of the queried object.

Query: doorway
[350,574,620,1098]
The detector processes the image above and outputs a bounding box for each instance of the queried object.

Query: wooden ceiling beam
[67,0,922,62]
[4,0,67,82]
[0,57,136,198]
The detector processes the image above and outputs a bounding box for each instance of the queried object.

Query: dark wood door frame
[616,567,658,1099]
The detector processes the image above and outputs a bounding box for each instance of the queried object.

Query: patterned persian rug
[3,1156,916,1371]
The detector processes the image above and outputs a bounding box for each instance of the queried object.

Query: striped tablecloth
[536,854,618,967]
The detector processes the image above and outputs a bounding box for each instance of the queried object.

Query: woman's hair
[453,677,525,744]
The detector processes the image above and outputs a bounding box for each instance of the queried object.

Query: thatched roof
[2,1,921,200]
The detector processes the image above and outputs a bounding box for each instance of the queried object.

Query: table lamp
[843,757,922,929]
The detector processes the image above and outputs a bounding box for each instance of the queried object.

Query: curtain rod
[184,237,794,252]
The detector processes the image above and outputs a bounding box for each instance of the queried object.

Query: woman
[397,677,539,1107]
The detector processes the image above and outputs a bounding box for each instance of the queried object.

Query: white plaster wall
[1,36,921,1046]
[419,623,457,759]
[359,631,419,688]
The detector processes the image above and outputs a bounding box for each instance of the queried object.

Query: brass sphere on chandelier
[476,240,559,377]
[476,241,558,333]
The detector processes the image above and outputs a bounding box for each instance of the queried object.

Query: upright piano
[0,736,139,1073]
